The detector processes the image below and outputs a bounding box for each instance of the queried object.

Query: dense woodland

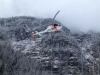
[0,16,100,75]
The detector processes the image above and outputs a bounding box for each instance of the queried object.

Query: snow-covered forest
[0,16,100,75]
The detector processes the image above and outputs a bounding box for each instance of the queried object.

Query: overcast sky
[0,0,100,32]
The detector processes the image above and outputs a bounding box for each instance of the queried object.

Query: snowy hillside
[0,16,100,75]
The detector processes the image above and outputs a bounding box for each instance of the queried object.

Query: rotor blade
[52,10,60,22]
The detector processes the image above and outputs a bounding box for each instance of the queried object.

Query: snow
[31,56,49,60]
[87,43,93,49]
[54,60,59,64]
[22,44,34,53]
[40,57,50,60]
[31,56,41,59]
[96,58,100,62]
[81,47,86,51]
[85,53,94,61]
[11,39,36,53]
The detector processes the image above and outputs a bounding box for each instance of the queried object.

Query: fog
[0,0,100,32]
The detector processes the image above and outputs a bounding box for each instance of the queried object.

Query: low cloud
[0,0,100,32]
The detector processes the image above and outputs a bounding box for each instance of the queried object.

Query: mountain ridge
[0,16,100,75]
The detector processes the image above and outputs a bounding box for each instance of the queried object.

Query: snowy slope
[0,16,100,75]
